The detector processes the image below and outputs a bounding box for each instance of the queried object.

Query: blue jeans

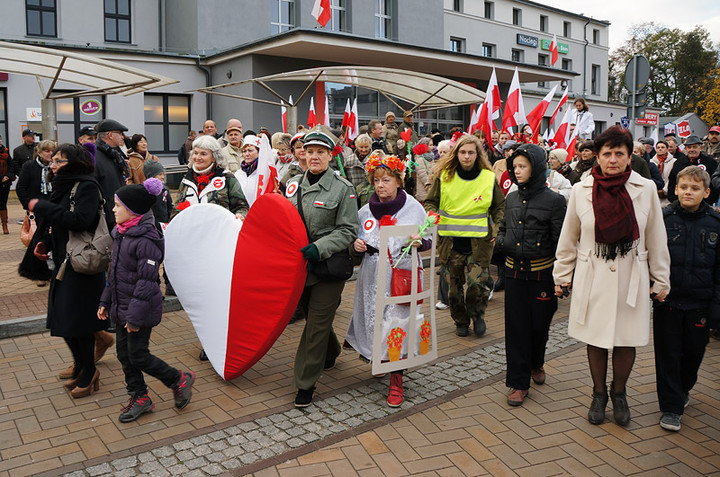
[115,325,180,397]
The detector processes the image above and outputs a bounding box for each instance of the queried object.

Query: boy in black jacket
[496,144,567,406]
[654,166,720,431]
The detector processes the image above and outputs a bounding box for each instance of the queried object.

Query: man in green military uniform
[285,128,358,407]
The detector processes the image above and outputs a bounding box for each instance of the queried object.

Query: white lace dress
[345,194,428,362]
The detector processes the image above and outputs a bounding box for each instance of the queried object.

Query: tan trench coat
[553,171,670,349]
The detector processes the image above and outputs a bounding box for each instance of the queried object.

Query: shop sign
[540,39,569,54]
[81,99,102,115]
[26,108,41,121]
[516,34,538,48]
[636,112,658,125]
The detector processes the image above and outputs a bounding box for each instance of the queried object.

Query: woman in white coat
[554,126,670,427]
[572,98,595,140]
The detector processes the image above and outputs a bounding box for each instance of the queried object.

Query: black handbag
[296,184,354,281]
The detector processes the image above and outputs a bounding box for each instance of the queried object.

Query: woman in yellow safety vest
[424,134,505,337]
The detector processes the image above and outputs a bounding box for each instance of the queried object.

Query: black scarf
[96,140,130,180]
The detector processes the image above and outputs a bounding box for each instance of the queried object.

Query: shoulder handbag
[20,212,37,247]
[296,184,353,281]
[56,182,113,280]
[387,249,423,306]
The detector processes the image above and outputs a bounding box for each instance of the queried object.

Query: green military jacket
[285,169,358,261]
[424,174,505,267]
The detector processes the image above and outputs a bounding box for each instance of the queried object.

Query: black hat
[143,160,165,179]
[22,129,34,137]
[96,119,128,133]
[78,126,97,137]
[115,178,163,216]
[685,135,702,146]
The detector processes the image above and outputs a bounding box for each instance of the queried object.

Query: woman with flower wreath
[345,151,431,407]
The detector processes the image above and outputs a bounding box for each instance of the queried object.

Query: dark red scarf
[591,165,639,261]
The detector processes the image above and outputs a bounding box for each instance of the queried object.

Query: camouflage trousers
[442,250,491,327]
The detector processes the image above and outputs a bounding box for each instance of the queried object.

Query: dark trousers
[64,334,95,386]
[0,183,10,210]
[504,275,557,390]
[653,305,709,415]
[116,326,180,398]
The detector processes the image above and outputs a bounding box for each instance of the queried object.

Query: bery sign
[676,120,691,138]
[636,112,658,125]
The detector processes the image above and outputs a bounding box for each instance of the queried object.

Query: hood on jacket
[507,144,547,189]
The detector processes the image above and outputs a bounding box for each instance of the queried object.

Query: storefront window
[144,94,190,154]
[55,93,106,143]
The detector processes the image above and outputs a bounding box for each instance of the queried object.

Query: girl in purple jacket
[98,178,195,423]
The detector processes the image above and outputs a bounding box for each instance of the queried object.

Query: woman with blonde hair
[424,135,505,337]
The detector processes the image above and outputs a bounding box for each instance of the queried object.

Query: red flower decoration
[176,201,191,211]
[332,145,343,157]
[428,211,440,225]
[412,143,428,155]
[452,131,464,142]
[379,215,398,227]
[400,128,412,143]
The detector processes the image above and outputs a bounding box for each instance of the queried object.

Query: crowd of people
[6,106,720,434]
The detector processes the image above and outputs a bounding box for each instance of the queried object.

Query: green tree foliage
[608,23,718,116]
[698,69,720,125]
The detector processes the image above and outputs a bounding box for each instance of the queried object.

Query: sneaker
[295,387,314,408]
[507,388,528,406]
[588,389,608,425]
[198,349,208,361]
[119,394,154,423]
[531,367,546,385]
[473,316,486,337]
[172,371,195,409]
[660,412,682,431]
[610,386,631,426]
[435,301,449,310]
[456,325,469,337]
[387,373,404,407]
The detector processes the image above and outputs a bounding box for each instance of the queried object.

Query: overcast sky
[541,0,720,51]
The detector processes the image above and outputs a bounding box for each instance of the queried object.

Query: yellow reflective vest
[438,168,495,238]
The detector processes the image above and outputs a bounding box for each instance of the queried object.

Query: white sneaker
[488,289,494,301]
[435,301,449,310]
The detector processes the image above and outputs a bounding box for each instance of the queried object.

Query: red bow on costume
[400,128,412,143]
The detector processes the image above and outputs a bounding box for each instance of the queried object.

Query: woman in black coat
[28,143,107,398]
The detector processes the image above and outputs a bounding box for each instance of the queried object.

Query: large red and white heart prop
[164,194,308,380]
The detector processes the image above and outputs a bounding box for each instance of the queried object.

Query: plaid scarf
[591,165,639,261]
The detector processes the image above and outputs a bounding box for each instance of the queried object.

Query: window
[538,53,548,66]
[512,8,522,26]
[482,43,495,58]
[329,0,347,32]
[484,1,494,19]
[271,0,295,34]
[450,37,465,53]
[104,0,131,43]
[562,58,572,71]
[452,0,462,12]
[56,93,106,143]
[593,28,600,45]
[375,0,393,39]
[144,94,191,154]
[0,89,7,145]
[539,15,548,32]
[563,21,571,38]
[26,0,56,37]
[592,64,601,95]
[511,49,523,62]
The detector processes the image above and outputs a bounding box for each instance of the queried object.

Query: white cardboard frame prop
[371,224,438,375]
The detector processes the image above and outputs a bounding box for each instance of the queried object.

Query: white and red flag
[323,95,330,127]
[307,97,317,128]
[565,127,579,160]
[281,94,293,133]
[471,67,502,147]
[526,85,557,143]
[256,133,279,199]
[348,97,359,141]
[548,86,569,128]
[501,68,527,135]
[311,0,331,27]
[550,34,559,66]
[467,106,479,134]
[552,105,577,151]
[342,98,351,128]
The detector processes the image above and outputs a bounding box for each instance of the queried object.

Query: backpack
[56,182,112,280]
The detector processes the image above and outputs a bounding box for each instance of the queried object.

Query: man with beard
[703,126,720,160]
[668,135,718,204]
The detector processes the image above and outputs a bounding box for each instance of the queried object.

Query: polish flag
[550,34,559,66]
[256,134,279,200]
[307,97,317,128]
[281,94,293,134]
[501,68,527,135]
[348,98,359,141]
[548,86,569,128]
[565,128,579,161]
[311,0,332,27]
[323,95,330,127]
[552,105,575,150]
[467,106,479,134]
[472,67,502,147]
[526,85,557,143]
[342,98,351,128]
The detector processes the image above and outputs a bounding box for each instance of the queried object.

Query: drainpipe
[583,18,590,97]
[158,0,164,52]
[195,56,212,119]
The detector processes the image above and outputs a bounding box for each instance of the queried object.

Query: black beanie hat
[115,178,163,215]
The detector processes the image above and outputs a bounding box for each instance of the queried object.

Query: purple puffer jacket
[100,212,164,328]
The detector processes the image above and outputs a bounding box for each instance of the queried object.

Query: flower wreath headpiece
[365,154,405,175]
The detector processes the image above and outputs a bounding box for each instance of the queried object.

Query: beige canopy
[195,65,485,112]
[0,40,177,99]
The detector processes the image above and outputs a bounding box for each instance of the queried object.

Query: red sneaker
[387,373,404,407]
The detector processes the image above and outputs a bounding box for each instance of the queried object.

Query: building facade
[0,0,628,156]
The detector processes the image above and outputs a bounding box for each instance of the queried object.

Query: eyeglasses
[50,159,68,166]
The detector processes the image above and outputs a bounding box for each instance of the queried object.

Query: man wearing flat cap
[399,110,418,145]
[703,126,720,160]
[12,129,36,176]
[667,135,718,204]
[95,118,130,228]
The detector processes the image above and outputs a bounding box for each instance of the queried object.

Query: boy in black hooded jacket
[496,144,567,406]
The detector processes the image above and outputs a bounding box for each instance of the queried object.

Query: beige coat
[553,171,670,349]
